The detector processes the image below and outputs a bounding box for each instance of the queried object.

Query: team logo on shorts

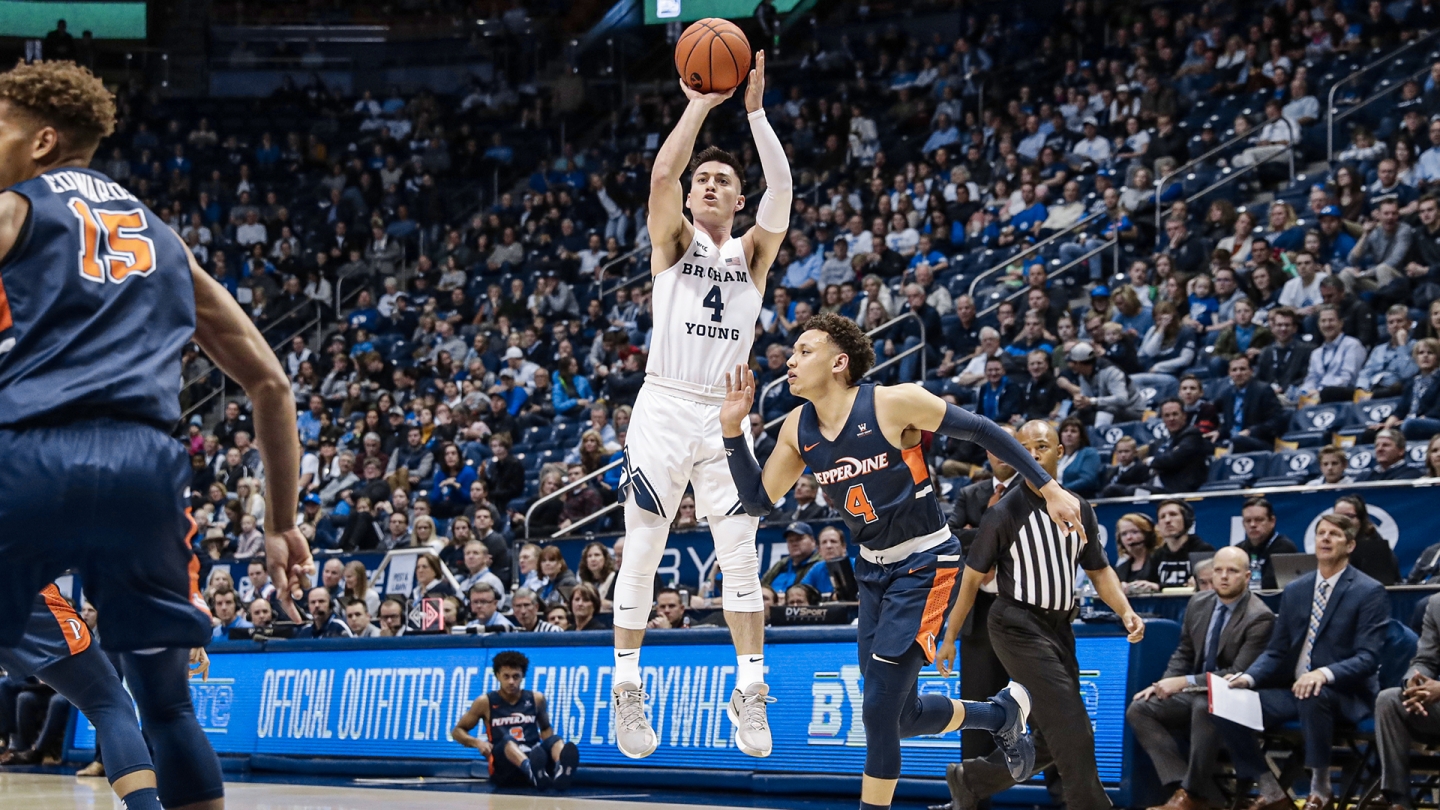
[618,447,666,518]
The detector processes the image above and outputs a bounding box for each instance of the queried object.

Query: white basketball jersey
[647,229,762,398]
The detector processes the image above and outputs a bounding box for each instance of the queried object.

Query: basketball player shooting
[717,315,1088,810]
[610,49,789,760]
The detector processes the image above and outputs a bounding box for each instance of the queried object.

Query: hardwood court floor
[0,772,864,810]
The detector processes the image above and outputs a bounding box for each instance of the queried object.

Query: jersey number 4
[68,199,156,284]
[844,484,879,524]
[703,285,725,322]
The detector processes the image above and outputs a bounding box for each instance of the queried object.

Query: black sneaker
[551,742,579,791]
[989,681,1035,782]
[946,762,979,810]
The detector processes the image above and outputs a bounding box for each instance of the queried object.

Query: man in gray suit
[1126,546,1276,810]
[1375,596,1440,810]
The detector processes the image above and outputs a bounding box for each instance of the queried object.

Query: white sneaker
[612,681,658,758]
[727,683,775,757]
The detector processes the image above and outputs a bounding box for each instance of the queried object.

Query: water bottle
[1076,571,1097,620]
[1248,554,1263,591]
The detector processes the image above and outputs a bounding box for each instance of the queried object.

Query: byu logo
[1288,453,1313,472]
[1140,387,1158,402]
[1368,404,1394,420]
[1104,427,1124,444]
[1348,450,1373,469]
[1230,457,1254,475]
[1311,411,1336,429]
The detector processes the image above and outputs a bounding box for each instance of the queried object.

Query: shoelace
[736,691,777,731]
[615,688,650,732]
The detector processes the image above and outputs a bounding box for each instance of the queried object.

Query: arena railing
[597,243,654,299]
[974,237,1118,321]
[965,210,1104,302]
[1157,115,1296,238]
[758,310,925,429]
[1327,29,1440,162]
[521,457,625,549]
[1155,124,1269,236]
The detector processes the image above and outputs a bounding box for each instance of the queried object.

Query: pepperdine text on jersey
[813,453,891,486]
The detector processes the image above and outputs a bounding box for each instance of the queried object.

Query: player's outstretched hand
[935,638,958,678]
[679,78,736,109]
[744,50,766,113]
[720,364,756,437]
[1039,482,1087,544]
[266,527,314,623]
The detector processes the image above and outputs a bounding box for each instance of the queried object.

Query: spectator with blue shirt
[922,113,961,155]
[297,394,326,446]
[782,235,824,299]
[1359,305,1420,396]
[347,289,381,332]
[209,587,251,640]
[907,234,949,274]
[760,523,832,595]
[1007,182,1048,238]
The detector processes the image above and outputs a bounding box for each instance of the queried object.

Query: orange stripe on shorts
[915,566,958,663]
[41,584,90,656]
[183,508,211,617]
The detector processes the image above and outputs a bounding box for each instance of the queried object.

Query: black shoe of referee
[990,681,1035,782]
[944,762,978,810]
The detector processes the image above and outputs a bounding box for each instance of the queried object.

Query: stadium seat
[1139,417,1171,446]
[1131,376,1179,410]
[1345,445,1377,475]
[1281,403,1355,447]
[1090,422,1142,453]
[1335,398,1402,441]
[1408,443,1429,469]
[1200,452,1273,491]
[1253,448,1322,487]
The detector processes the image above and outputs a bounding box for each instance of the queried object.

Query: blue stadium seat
[1252,448,1321,487]
[462,440,492,465]
[1132,376,1179,410]
[516,452,543,473]
[1202,377,1232,401]
[1408,443,1429,469]
[1334,398,1402,441]
[523,424,553,446]
[1345,445,1377,475]
[1281,403,1355,447]
[1090,422,1143,453]
[1200,452,1272,491]
[1139,417,1171,446]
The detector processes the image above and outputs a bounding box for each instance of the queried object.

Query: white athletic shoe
[612,681,658,759]
[727,683,775,757]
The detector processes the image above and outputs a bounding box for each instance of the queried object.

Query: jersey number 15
[68,199,156,284]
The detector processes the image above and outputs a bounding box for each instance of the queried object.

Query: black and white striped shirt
[968,484,1105,612]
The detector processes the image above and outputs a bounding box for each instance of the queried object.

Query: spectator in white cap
[503,345,542,393]
[1056,341,1147,426]
[1071,117,1111,166]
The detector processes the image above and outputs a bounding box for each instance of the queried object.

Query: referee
[937,421,1144,810]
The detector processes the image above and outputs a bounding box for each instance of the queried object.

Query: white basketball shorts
[619,382,754,521]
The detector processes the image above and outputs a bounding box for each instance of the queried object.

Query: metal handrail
[1330,59,1438,162]
[1327,30,1440,161]
[1157,114,1297,238]
[597,244,653,299]
[1154,122,1265,233]
[757,310,926,428]
[966,210,1104,301]
[975,238,1116,319]
[1176,139,1296,219]
[522,457,624,541]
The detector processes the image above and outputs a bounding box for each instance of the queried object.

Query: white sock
[736,653,765,691]
[614,647,642,687]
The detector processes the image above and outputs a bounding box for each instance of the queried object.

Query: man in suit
[1215,356,1288,453]
[1357,428,1423,482]
[1235,497,1299,590]
[950,429,1019,771]
[1255,307,1314,401]
[1144,398,1210,494]
[1127,546,1276,810]
[1374,594,1440,810]
[1214,512,1388,810]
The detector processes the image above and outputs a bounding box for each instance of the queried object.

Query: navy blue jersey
[796,384,947,551]
[0,168,195,428]
[487,689,543,752]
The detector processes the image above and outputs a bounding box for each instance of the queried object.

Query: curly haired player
[718,313,1089,810]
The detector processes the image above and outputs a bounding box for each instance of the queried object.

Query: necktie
[1203,603,1230,674]
[1296,580,1332,677]
[987,480,1007,508]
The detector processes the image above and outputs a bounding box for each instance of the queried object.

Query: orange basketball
[674,18,752,95]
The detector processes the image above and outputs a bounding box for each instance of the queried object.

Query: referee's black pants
[960,590,1008,762]
[959,597,1112,810]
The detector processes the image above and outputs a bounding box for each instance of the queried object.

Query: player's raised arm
[719,365,806,515]
[877,384,1087,542]
[738,51,791,288]
[185,242,312,621]
[648,81,735,273]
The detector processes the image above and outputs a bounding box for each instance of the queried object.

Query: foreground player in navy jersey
[0,60,311,810]
[718,313,1086,810]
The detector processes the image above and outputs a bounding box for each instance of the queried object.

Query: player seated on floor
[451,650,579,791]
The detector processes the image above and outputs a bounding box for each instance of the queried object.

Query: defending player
[611,51,789,758]
[451,651,580,791]
[717,314,1087,810]
[0,61,312,810]
[0,587,162,808]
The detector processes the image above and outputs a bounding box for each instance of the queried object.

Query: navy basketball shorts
[0,418,211,651]
[490,737,550,788]
[0,586,94,679]
[855,534,962,668]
